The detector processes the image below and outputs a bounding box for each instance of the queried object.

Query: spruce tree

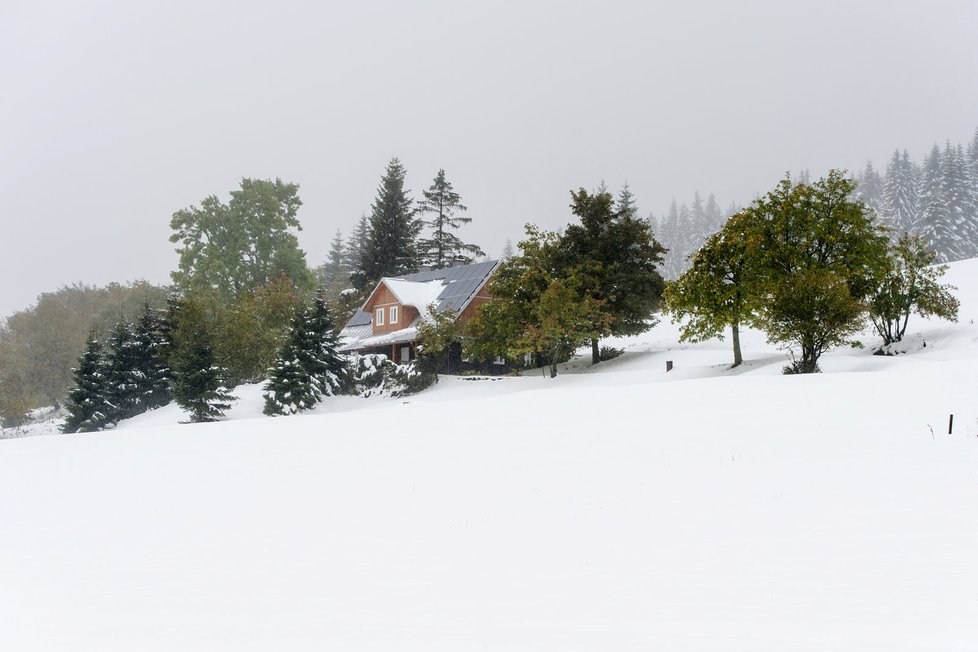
[559,188,667,364]
[704,194,724,235]
[502,238,515,259]
[263,295,348,415]
[320,229,348,288]
[882,149,919,238]
[967,126,978,187]
[263,346,317,416]
[675,202,694,273]
[417,169,484,269]
[659,200,681,279]
[104,318,142,423]
[940,142,978,260]
[616,182,639,218]
[62,334,115,433]
[347,214,370,290]
[917,144,950,261]
[855,160,884,216]
[362,158,420,282]
[170,301,235,423]
[132,304,172,410]
[302,295,348,398]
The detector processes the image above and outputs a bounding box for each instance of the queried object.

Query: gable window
[389,306,398,324]
[375,308,384,326]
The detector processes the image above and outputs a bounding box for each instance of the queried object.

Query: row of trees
[0,282,169,426]
[57,171,965,432]
[854,128,978,262]
[666,171,959,373]
[63,306,172,432]
[654,192,737,280]
[62,287,437,429]
[63,295,256,431]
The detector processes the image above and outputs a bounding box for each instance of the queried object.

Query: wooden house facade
[338,260,499,364]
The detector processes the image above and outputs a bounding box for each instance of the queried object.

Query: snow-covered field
[2,261,978,651]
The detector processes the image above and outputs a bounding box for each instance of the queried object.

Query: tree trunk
[591,338,600,364]
[731,321,743,367]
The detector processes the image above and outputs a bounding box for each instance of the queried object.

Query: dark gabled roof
[341,260,499,331]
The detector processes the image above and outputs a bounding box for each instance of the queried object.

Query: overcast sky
[2,0,977,319]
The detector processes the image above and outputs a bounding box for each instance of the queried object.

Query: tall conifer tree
[347,214,370,290]
[882,149,919,237]
[170,300,235,423]
[362,158,419,282]
[940,142,978,260]
[917,144,950,261]
[616,182,639,218]
[264,295,348,415]
[132,304,172,411]
[62,334,115,433]
[417,169,484,268]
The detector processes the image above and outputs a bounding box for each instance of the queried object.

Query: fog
[2,0,977,318]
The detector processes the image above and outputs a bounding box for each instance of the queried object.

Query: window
[389,306,398,324]
[375,308,384,326]
[400,346,411,362]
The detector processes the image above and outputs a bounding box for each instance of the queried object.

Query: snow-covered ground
[2,260,978,651]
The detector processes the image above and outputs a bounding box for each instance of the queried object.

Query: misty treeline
[1,160,486,426]
[852,127,978,263]
[652,126,978,278]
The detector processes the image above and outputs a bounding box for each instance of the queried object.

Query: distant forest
[651,126,978,278]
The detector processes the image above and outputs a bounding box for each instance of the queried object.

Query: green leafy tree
[750,171,890,373]
[869,233,959,348]
[62,333,115,433]
[362,158,420,283]
[216,275,302,385]
[665,210,763,367]
[520,277,610,378]
[418,169,485,268]
[415,305,463,374]
[169,178,314,300]
[466,226,605,377]
[559,188,667,364]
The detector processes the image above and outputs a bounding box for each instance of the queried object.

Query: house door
[400,345,411,363]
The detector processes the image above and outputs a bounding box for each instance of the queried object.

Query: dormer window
[375,308,384,326]
[389,306,398,324]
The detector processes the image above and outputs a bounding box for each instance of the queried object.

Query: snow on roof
[341,260,501,334]
[354,326,419,349]
[382,278,446,313]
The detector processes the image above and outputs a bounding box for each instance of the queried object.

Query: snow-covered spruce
[263,295,348,416]
[61,333,116,433]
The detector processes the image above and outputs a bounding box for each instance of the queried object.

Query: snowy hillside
[2,260,978,651]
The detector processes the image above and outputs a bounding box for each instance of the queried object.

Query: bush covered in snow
[351,354,437,398]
